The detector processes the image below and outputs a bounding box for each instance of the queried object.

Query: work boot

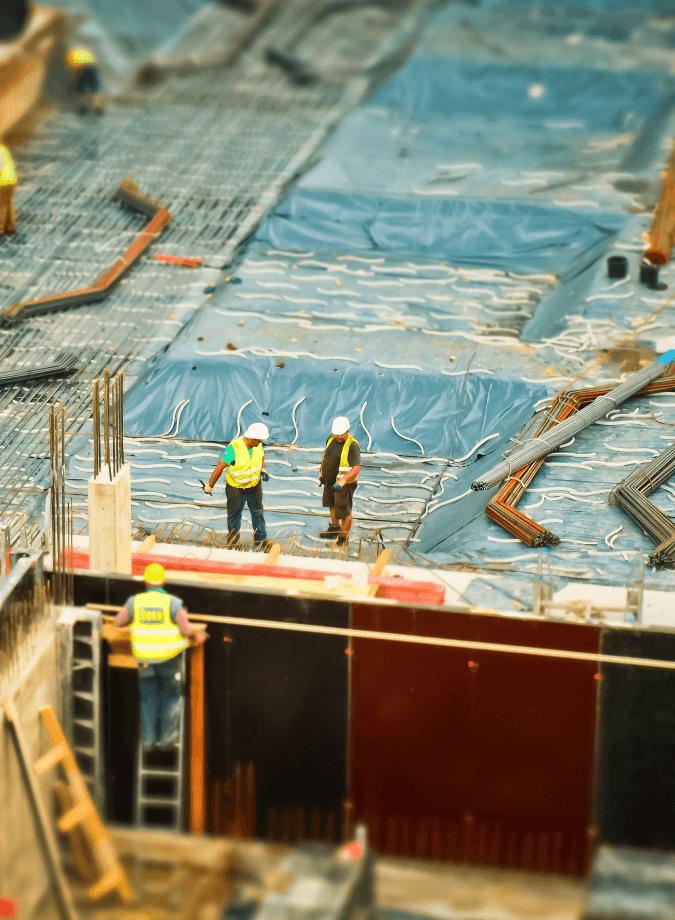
[319,524,340,539]
[336,534,349,547]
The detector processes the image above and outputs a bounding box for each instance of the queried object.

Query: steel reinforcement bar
[486,373,675,547]
[611,441,675,568]
[3,179,171,322]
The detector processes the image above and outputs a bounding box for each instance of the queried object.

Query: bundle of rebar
[473,359,671,492]
[0,353,77,389]
[92,369,125,480]
[611,442,675,568]
[49,406,73,605]
[486,373,675,546]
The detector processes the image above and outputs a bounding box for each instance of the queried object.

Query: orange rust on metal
[153,253,203,268]
[486,373,675,546]
[189,641,206,834]
[645,144,675,265]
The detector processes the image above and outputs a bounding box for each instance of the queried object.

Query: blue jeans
[226,482,267,543]
[138,657,183,746]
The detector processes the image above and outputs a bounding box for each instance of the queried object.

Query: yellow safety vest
[130,590,188,663]
[324,435,359,482]
[66,47,97,70]
[0,146,17,187]
[225,437,264,489]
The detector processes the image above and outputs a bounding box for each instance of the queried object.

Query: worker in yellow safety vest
[115,563,207,749]
[319,416,361,546]
[66,46,104,114]
[0,144,17,237]
[203,422,271,547]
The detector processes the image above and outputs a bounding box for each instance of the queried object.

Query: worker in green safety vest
[319,416,361,546]
[0,144,17,237]
[202,421,271,548]
[115,563,207,749]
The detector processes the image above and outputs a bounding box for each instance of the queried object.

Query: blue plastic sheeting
[371,57,670,131]
[125,343,545,462]
[58,0,208,49]
[258,188,623,276]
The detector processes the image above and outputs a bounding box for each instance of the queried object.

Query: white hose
[359,401,373,451]
[291,396,306,445]
[390,416,424,455]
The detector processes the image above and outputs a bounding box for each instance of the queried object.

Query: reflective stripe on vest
[325,434,359,480]
[0,146,17,187]
[67,47,96,69]
[130,590,188,663]
[225,437,264,489]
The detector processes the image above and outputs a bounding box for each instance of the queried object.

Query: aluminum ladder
[134,656,186,830]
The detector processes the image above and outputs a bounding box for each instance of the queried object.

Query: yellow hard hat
[143,562,166,586]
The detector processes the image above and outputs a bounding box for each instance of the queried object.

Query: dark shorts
[322,482,356,517]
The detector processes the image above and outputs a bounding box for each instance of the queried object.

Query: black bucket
[0,0,29,42]
[640,261,660,289]
[607,255,628,279]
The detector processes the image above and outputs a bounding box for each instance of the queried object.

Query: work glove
[332,481,342,492]
[200,479,213,494]
[261,471,270,482]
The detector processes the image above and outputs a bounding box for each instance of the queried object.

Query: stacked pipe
[0,353,77,388]
[611,443,675,568]
[486,372,675,546]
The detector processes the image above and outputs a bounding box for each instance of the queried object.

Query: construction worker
[66,46,104,115]
[0,144,17,237]
[115,563,206,749]
[202,422,271,547]
[319,416,361,545]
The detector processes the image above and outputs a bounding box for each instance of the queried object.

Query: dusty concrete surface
[0,626,62,920]
[376,856,585,920]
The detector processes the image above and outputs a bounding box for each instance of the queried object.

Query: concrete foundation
[87,464,132,575]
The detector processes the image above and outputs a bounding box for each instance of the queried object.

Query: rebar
[473,359,672,491]
[92,369,125,481]
[49,405,73,604]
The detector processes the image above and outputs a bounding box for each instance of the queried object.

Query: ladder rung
[33,743,67,775]
[88,866,123,901]
[74,718,94,728]
[140,769,180,778]
[74,745,95,756]
[58,798,95,832]
[139,796,180,807]
[73,690,95,700]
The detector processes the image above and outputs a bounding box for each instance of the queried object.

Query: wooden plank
[265,543,282,565]
[108,653,138,670]
[3,702,80,920]
[190,643,206,834]
[369,549,390,577]
[137,534,157,553]
[109,827,232,871]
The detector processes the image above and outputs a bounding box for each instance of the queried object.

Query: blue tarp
[258,188,623,275]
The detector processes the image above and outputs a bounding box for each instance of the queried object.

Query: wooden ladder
[32,705,133,905]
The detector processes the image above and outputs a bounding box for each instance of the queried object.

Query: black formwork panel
[595,628,675,850]
[205,591,349,837]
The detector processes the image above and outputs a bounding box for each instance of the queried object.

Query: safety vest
[324,435,359,482]
[225,437,264,489]
[0,146,17,187]
[66,47,96,69]
[130,590,188,663]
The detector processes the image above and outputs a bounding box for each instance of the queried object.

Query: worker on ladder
[66,46,104,115]
[319,416,361,546]
[0,144,17,237]
[115,563,206,750]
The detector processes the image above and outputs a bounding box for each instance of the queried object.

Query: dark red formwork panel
[349,604,600,874]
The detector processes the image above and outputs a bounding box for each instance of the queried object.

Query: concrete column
[87,464,132,574]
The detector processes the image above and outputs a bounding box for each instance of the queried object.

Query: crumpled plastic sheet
[257,187,624,276]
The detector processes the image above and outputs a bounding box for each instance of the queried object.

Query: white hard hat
[331,416,350,436]
[244,422,269,441]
